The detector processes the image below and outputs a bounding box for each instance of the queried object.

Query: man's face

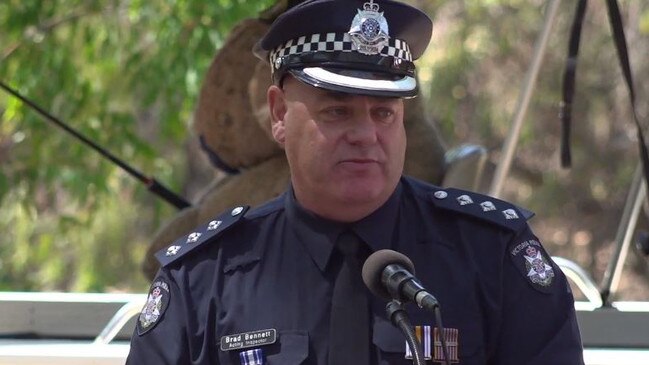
[268,77,406,221]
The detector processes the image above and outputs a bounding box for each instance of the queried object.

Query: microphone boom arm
[382,264,439,312]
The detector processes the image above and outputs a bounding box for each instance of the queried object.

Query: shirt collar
[285,182,402,271]
[284,186,345,272]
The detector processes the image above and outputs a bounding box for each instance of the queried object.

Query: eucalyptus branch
[1,42,20,61]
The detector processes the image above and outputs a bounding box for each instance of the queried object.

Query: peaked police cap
[253,0,433,98]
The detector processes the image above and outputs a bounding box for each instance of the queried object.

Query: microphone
[361,249,439,312]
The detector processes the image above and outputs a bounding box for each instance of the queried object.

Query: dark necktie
[328,230,371,365]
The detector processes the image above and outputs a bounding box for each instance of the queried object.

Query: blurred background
[0,0,647,301]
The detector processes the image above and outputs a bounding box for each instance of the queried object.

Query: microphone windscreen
[362,249,415,300]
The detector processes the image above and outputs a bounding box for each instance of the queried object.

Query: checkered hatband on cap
[270,32,413,73]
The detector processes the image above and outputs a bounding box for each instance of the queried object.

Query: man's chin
[337,180,388,204]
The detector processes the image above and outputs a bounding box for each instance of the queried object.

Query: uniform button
[231,207,244,216]
[434,191,448,199]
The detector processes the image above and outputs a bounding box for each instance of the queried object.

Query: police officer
[127,0,584,364]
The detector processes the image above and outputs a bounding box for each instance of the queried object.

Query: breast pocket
[372,316,484,365]
[218,331,309,365]
[373,319,413,365]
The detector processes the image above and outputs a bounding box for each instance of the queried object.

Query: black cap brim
[288,67,417,98]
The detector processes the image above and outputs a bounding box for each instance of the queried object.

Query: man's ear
[267,85,287,146]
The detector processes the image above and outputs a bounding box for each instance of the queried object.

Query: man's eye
[322,107,350,119]
[373,108,395,122]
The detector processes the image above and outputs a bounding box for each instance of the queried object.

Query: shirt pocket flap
[372,319,405,353]
[372,315,484,363]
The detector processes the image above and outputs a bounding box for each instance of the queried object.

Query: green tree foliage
[421,0,649,299]
[0,0,273,292]
[1,0,648,300]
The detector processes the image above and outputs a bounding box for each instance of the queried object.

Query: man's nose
[345,109,378,145]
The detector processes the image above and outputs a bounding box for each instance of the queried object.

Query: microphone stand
[386,300,426,365]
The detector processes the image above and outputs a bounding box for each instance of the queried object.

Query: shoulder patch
[155,205,250,267]
[137,277,171,335]
[509,239,556,293]
[429,188,533,232]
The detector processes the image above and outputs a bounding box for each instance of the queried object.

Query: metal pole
[600,163,646,306]
[489,0,563,197]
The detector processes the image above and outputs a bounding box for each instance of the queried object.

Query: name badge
[220,329,277,352]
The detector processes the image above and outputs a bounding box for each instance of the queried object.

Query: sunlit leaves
[0,0,272,291]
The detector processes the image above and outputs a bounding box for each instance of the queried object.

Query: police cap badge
[254,0,433,97]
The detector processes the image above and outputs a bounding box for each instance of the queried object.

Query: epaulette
[155,205,250,267]
[428,187,534,233]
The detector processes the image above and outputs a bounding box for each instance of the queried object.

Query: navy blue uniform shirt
[127,176,584,364]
